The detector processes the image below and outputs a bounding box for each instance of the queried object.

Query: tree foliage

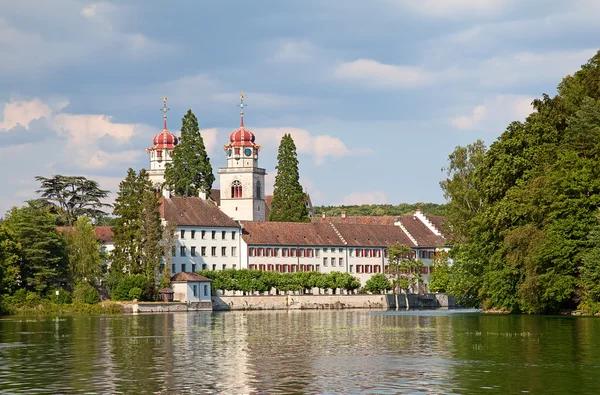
[269,134,310,222]
[429,251,451,293]
[65,216,101,286]
[34,175,110,225]
[111,169,162,280]
[3,202,68,294]
[364,273,392,294]
[442,50,600,313]
[0,221,20,296]
[313,203,446,218]
[164,109,215,196]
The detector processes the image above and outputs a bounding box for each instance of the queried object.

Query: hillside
[312,203,447,217]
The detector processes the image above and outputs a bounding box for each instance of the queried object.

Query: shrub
[48,288,72,304]
[73,282,100,304]
[110,274,147,301]
[365,274,392,294]
[128,287,143,300]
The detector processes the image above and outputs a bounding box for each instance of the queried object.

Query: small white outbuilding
[171,272,212,303]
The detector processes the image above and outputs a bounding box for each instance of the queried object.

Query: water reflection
[1,310,600,394]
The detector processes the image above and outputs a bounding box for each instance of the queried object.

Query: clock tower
[218,94,266,221]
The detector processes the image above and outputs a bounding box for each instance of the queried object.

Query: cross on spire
[161,96,170,130]
[238,92,246,127]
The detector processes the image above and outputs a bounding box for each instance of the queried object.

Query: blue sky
[0,0,598,215]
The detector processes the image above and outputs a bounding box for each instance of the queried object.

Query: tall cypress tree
[269,134,310,222]
[164,109,215,197]
[138,169,162,283]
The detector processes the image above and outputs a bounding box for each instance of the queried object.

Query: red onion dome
[228,126,256,146]
[151,128,178,150]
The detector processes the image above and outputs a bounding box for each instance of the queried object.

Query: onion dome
[147,97,179,151]
[228,126,255,146]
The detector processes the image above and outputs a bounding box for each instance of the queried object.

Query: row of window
[248,247,387,258]
[322,257,344,267]
[192,284,210,297]
[248,264,319,273]
[177,246,237,257]
[180,229,237,241]
[169,263,238,273]
[418,250,437,259]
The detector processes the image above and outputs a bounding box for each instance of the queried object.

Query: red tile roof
[398,215,445,247]
[171,272,212,282]
[426,215,448,237]
[161,196,239,228]
[209,189,221,206]
[56,226,114,243]
[240,221,417,248]
[241,221,344,246]
[333,223,416,247]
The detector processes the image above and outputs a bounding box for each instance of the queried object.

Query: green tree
[0,221,20,295]
[164,109,215,196]
[429,251,451,293]
[386,243,423,310]
[111,169,142,274]
[269,134,310,222]
[364,273,392,294]
[34,175,111,225]
[3,202,68,294]
[138,169,162,284]
[159,221,177,289]
[65,216,101,286]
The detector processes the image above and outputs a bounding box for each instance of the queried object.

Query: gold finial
[160,97,170,129]
[238,93,246,127]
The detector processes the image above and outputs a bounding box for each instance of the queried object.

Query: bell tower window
[256,181,261,198]
[231,180,242,198]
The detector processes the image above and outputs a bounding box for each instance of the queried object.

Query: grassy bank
[1,299,123,316]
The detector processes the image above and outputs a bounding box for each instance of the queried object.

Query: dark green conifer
[269,134,309,222]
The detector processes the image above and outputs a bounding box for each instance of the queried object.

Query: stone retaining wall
[127,301,212,313]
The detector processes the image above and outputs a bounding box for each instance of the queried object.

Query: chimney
[322,212,326,219]
[341,211,346,218]
[162,186,171,199]
[199,190,207,200]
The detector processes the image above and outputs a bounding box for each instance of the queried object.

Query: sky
[0,0,598,215]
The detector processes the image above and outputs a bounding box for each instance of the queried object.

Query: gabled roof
[57,226,114,243]
[209,189,221,206]
[171,272,212,282]
[333,223,416,247]
[427,215,448,237]
[240,221,343,246]
[398,215,445,247]
[161,196,239,228]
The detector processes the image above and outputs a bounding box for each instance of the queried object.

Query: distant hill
[312,203,447,217]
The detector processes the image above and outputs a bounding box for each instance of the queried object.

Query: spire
[238,92,246,128]
[160,96,170,130]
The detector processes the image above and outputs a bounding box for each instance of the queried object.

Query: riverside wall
[125,301,213,313]
[212,293,457,311]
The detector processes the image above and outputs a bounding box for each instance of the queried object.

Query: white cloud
[333,59,437,89]
[200,128,219,156]
[83,150,141,170]
[451,95,534,131]
[339,191,389,205]
[270,40,318,63]
[390,0,512,17]
[80,4,98,18]
[0,99,53,130]
[254,127,372,165]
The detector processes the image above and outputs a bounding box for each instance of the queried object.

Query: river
[1,309,599,394]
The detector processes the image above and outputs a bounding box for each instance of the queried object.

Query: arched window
[231,180,242,198]
[256,181,261,198]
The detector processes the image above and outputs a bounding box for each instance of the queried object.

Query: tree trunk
[404,292,409,310]
[395,293,400,311]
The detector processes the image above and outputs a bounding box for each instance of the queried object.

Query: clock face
[227,149,232,157]
[244,148,252,156]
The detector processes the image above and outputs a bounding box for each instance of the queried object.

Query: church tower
[146,97,178,188]
[218,93,266,221]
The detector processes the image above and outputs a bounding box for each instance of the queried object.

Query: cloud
[339,191,389,205]
[200,128,219,156]
[269,40,318,63]
[0,98,53,130]
[451,95,534,131]
[389,0,512,17]
[333,59,437,89]
[254,127,372,165]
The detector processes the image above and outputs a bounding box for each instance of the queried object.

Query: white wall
[172,281,211,302]
[170,226,242,273]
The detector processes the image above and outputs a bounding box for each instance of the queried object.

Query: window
[232,231,236,240]
[316,264,320,272]
[203,284,208,296]
[181,263,187,272]
[339,258,344,267]
[331,258,336,266]
[233,264,237,269]
[212,264,216,271]
[323,257,328,266]
[212,231,216,240]
[283,248,288,257]
[350,265,354,273]
[339,248,343,253]
[191,230,196,239]
[192,263,196,272]
[202,264,207,270]
[275,248,280,257]
[201,247,207,256]
[323,248,328,253]
[191,246,196,256]
[180,230,185,239]
[222,246,227,256]
[211,246,217,256]
[222,231,226,240]
[180,246,186,256]
[231,246,237,256]
[231,180,242,198]
[315,248,320,257]
[193,285,197,297]
[256,181,261,197]
[201,230,206,239]
[222,264,227,270]
[172,263,176,274]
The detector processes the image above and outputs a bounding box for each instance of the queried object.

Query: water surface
[1,309,599,394]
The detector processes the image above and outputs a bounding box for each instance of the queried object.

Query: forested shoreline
[433,51,600,314]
